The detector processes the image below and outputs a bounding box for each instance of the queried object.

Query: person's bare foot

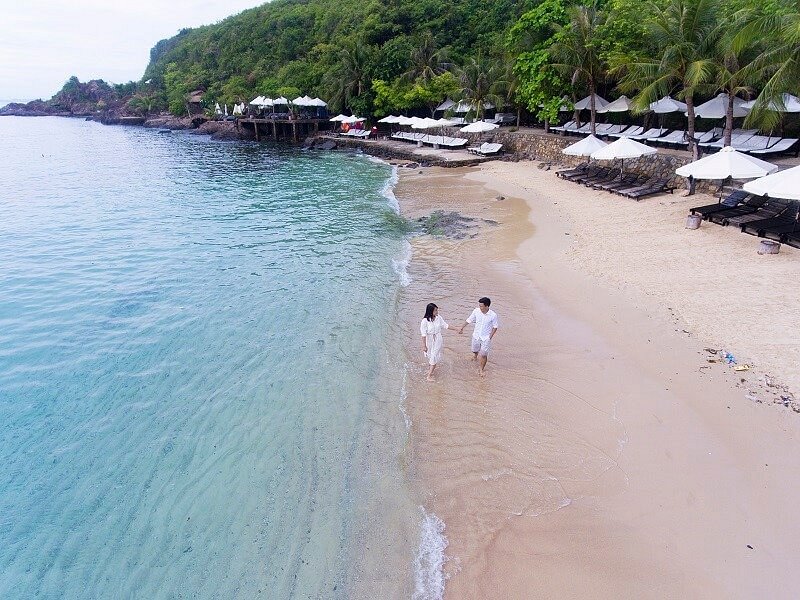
[478,369,486,377]
[426,374,435,382]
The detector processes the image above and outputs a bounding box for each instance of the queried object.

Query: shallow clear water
[0,117,415,598]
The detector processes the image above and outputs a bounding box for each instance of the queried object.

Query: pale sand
[396,163,800,599]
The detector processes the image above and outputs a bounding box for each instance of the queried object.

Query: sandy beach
[396,161,800,599]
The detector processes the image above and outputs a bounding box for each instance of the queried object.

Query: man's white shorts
[471,337,491,356]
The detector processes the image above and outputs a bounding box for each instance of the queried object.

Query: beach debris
[734,364,750,372]
[704,347,718,355]
[495,195,506,201]
[747,544,754,550]
[721,351,737,365]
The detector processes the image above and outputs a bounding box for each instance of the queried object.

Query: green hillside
[142,0,537,115]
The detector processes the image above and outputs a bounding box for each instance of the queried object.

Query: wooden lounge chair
[556,162,590,179]
[706,195,768,224]
[572,167,613,185]
[741,203,800,236]
[725,199,792,227]
[782,229,800,248]
[593,172,640,191]
[618,178,673,199]
[690,190,750,217]
[582,168,622,187]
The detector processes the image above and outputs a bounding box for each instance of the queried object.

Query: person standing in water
[420,303,449,382]
[458,297,499,377]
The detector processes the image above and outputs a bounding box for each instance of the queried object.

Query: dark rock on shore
[416,211,478,239]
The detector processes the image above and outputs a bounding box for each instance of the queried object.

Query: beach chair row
[551,122,799,156]
[555,163,675,200]
[467,142,503,156]
[339,129,372,138]
[690,192,800,248]
[390,131,469,148]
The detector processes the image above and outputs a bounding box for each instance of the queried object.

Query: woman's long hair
[424,303,438,321]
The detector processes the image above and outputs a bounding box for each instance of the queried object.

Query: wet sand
[396,163,800,599]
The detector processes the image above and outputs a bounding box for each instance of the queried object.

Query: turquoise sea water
[0,117,430,598]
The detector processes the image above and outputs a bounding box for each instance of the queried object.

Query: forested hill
[142,0,536,115]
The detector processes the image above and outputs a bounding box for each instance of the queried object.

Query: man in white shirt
[458,297,499,377]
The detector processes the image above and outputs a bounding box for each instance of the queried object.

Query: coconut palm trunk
[724,93,735,146]
[686,94,699,161]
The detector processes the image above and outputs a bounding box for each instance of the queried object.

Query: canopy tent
[743,165,800,200]
[649,95,687,113]
[591,137,657,161]
[460,121,499,133]
[692,93,750,119]
[273,96,289,105]
[249,96,265,105]
[291,96,308,106]
[573,94,609,110]
[436,99,456,112]
[675,146,778,180]
[597,95,633,113]
[741,93,800,113]
[308,97,328,107]
[562,135,607,157]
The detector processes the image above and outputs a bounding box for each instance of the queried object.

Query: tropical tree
[549,3,607,135]
[713,26,759,146]
[611,0,719,160]
[326,42,374,112]
[402,31,450,84]
[736,1,800,131]
[457,53,509,121]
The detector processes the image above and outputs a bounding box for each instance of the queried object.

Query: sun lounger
[701,132,756,150]
[706,195,768,224]
[725,199,792,227]
[581,168,622,187]
[782,229,800,248]
[571,166,612,184]
[749,138,799,156]
[618,178,673,199]
[690,189,750,217]
[741,203,800,236]
[592,172,640,191]
[648,130,685,145]
[627,127,666,141]
[560,164,600,181]
[552,120,577,133]
[607,125,644,139]
[556,162,590,178]
[603,174,649,192]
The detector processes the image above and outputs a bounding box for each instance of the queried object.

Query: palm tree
[402,31,450,84]
[457,54,509,121]
[328,43,373,112]
[612,0,718,159]
[736,3,800,131]
[714,29,758,146]
[549,4,606,135]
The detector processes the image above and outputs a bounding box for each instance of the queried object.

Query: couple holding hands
[420,297,499,381]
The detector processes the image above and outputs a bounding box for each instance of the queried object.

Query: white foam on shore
[399,364,411,431]
[392,240,413,287]
[413,507,449,600]
[367,155,401,213]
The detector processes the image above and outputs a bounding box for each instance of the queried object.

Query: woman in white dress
[420,303,449,381]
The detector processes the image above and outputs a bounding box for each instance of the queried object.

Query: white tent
[741,93,800,113]
[261,97,274,107]
[743,165,800,200]
[591,137,657,161]
[649,95,688,113]
[574,94,609,110]
[692,93,750,119]
[273,96,289,105]
[250,96,265,106]
[308,97,328,107]
[675,146,778,180]
[562,135,607,157]
[597,95,633,113]
[460,121,499,133]
[436,99,455,111]
[291,96,308,106]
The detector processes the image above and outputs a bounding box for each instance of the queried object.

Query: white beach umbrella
[649,95,688,113]
[309,97,328,107]
[261,97,274,107]
[436,99,455,111]
[393,116,414,125]
[675,146,778,180]
[591,137,657,161]
[573,94,610,110]
[743,165,800,200]
[291,96,307,106]
[597,95,633,113]
[411,117,441,129]
[343,115,365,124]
[692,93,750,119]
[273,96,289,105]
[562,135,608,157]
[741,93,800,113]
[329,114,348,122]
[378,115,398,123]
[435,118,456,126]
[250,96,264,105]
[460,121,499,133]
